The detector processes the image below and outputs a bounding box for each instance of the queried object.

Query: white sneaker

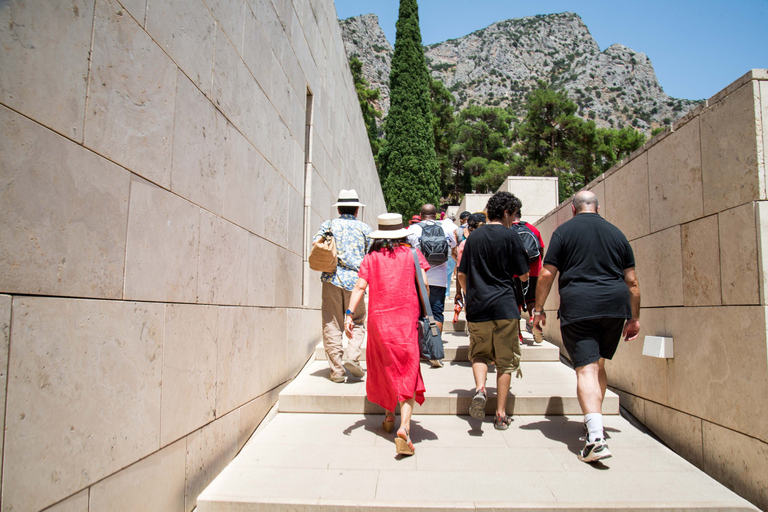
[429,359,443,368]
[344,360,366,378]
[578,438,612,463]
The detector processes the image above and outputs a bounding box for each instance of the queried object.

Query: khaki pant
[468,318,521,375]
[322,282,366,379]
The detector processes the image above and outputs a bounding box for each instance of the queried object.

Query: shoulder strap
[411,249,439,335]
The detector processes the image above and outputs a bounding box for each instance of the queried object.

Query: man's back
[407,220,455,287]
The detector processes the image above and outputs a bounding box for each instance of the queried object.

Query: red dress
[358,246,428,411]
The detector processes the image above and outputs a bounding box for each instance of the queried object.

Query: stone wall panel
[205,0,246,53]
[89,439,186,512]
[0,295,9,486]
[701,81,761,215]
[718,203,760,305]
[161,304,218,447]
[3,297,163,511]
[644,401,704,469]
[632,226,683,307]
[0,0,94,142]
[648,117,704,232]
[757,201,768,305]
[198,211,250,305]
[124,177,200,303]
[45,490,89,512]
[216,307,264,416]
[0,106,130,299]
[605,152,650,241]
[222,124,263,236]
[246,235,278,307]
[681,215,722,306]
[85,0,177,188]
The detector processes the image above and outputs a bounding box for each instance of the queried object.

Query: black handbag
[411,249,445,360]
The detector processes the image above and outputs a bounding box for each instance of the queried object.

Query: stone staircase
[197,297,757,511]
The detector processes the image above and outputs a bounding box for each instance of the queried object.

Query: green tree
[349,56,383,164]
[378,0,440,217]
[430,77,456,200]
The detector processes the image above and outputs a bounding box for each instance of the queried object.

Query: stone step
[315,330,560,363]
[197,413,758,511]
[278,359,618,416]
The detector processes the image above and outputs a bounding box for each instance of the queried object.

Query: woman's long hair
[369,237,409,253]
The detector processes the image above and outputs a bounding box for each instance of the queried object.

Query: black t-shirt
[457,224,530,322]
[543,213,635,326]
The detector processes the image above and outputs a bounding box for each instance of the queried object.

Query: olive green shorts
[467,318,521,375]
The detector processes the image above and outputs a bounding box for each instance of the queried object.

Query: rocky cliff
[340,12,700,132]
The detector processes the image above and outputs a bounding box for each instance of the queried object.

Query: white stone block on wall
[198,211,250,305]
[499,176,559,223]
[85,0,177,188]
[246,234,277,307]
[0,0,94,142]
[222,123,264,237]
[719,202,760,305]
[642,335,674,358]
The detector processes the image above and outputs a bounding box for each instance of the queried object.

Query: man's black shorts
[560,317,626,368]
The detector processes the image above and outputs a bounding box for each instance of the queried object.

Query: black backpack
[511,222,541,262]
[418,221,450,264]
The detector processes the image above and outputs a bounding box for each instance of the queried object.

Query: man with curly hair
[457,191,529,430]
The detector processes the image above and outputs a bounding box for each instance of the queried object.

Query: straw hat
[370,213,410,239]
[332,189,365,207]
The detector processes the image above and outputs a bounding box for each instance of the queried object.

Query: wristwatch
[532,309,545,316]
[345,309,353,316]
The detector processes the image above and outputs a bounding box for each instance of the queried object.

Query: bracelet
[533,310,546,315]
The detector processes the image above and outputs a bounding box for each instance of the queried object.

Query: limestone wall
[0,0,385,510]
[534,70,768,510]
[498,176,559,223]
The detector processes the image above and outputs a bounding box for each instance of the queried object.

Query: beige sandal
[382,411,396,433]
[395,428,415,456]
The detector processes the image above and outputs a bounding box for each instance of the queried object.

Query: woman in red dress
[344,213,428,456]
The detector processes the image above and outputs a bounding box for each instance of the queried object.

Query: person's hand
[454,291,463,303]
[533,311,546,331]
[344,316,354,338]
[623,318,640,341]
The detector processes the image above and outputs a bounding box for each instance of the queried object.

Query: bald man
[533,190,640,463]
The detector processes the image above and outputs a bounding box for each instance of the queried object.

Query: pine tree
[378,0,439,218]
[349,56,383,164]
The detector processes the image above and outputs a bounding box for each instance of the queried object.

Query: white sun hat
[332,189,365,207]
[370,213,410,239]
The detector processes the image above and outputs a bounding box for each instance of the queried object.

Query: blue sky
[333,0,768,101]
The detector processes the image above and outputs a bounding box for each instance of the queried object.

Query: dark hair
[338,206,359,216]
[467,213,486,232]
[369,238,409,253]
[485,191,519,221]
[459,210,471,221]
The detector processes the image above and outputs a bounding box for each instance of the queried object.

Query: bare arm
[344,277,369,338]
[533,264,558,331]
[622,267,641,341]
[457,271,467,303]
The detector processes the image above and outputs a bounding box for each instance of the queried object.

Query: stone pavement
[197,303,757,511]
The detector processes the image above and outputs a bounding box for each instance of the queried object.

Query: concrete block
[3,297,163,512]
[0,0,94,142]
[633,226,683,307]
[205,0,246,53]
[185,411,240,512]
[701,80,761,215]
[644,401,703,469]
[44,489,89,512]
[682,215,722,306]
[170,74,227,215]
[85,0,177,188]
[719,203,760,305]
[605,152,650,241]
[0,105,130,299]
[161,304,218,446]
[246,234,277,307]
[198,211,250,305]
[146,0,215,97]
[703,420,768,511]
[648,117,704,232]
[90,439,186,512]
[666,306,768,442]
[642,335,674,358]
[124,177,201,303]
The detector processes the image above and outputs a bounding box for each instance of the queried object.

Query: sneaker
[533,327,544,344]
[525,320,533,334]
[469,389,487,419]
[344,360,366,378]
[494,414,512,430]
[329,373,345,383]
[429,359,443,368]
[578,438,612,463]
[518,332,524,344]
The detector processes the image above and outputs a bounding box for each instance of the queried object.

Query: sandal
[494,414,512,431]
[382,411,396,433]
[395,428,415,456]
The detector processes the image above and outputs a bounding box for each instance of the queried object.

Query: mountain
[339,12,700,132]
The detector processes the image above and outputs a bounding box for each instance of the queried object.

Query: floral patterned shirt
[313,214,372,291]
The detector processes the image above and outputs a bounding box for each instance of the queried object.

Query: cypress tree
[378,0,439,218]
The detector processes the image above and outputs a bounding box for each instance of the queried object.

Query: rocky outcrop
[340,12,700,132]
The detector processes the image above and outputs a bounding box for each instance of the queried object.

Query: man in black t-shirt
[457,192,529,430]
[533,190,641,463]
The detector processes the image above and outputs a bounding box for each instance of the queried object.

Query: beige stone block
[0,295,9,490]
[756,201,768,305]
[632,226,683,307]
[610,389,645,424]
[605,307,668,404]
[682,215,722,306]
[644,401,703,469]
[238,386,281,451]
[648,117,704,232]
[0,106,130,299]
[701,81,762,215]
[198,211,249,305]
[146,0,215,96]
[170,74,227,215]
[0,0,94,142]
[161,304,218,446]
[261,166,291,247]
[90,439,186,512]
[242,6,277,98]
[275,249,302,307]
[605,152,650,241]
[4,297,163,512]
[44,489,89,512]
[287,186,305,256]
[719,203,760,305]
[118,0,146,26]
[185,411,240,512]
[587,178,607,220]
[262,308,289,389]
[666,306,768,441]
[124,177,201,303]
[761,81,768,182]
[246,234,277,307]
[85,0,177,188]
[703,420,768,511]
[205,0,246,52]
[222,123,263,236]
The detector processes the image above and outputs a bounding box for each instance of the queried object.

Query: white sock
[584,413,603,443]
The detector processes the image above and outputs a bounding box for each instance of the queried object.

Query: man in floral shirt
[313,189,372,382]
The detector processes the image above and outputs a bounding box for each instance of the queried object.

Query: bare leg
[496,372,511,416]
[575,361,603,414]
[472,359,488,392]
[399,399,415,432]
[598,358,607,400]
